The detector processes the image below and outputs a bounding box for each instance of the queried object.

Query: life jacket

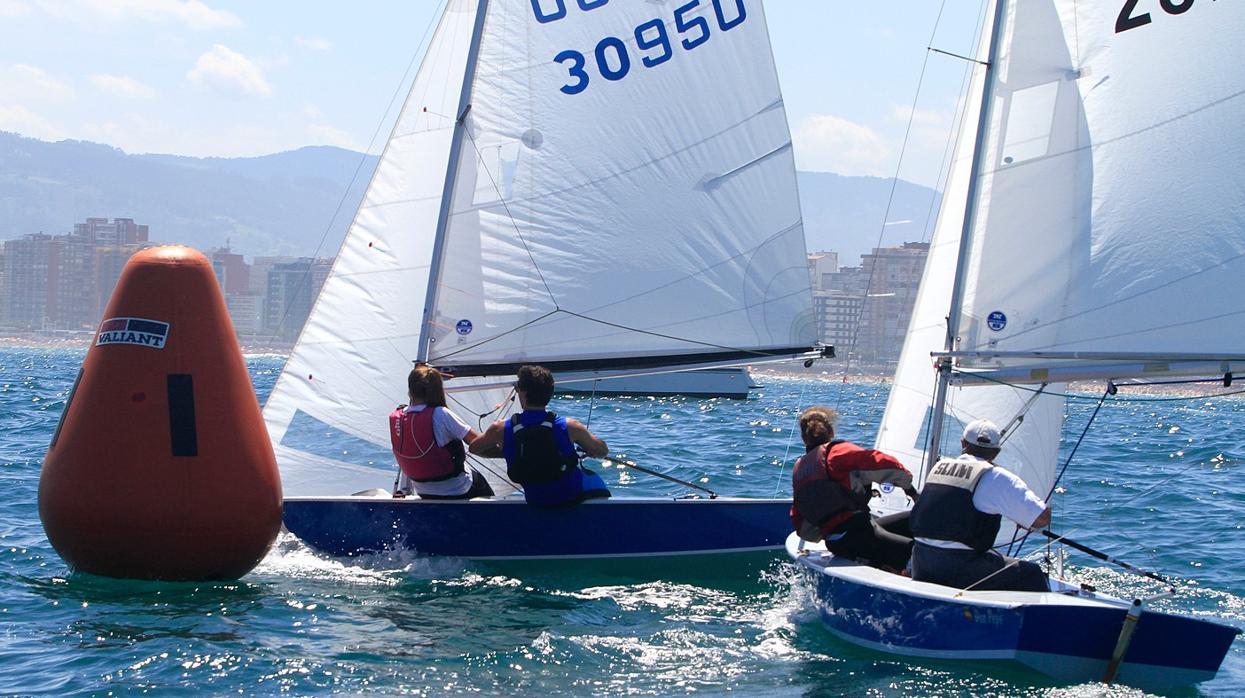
[389,405,464,482]
[503,410,598,506]
[790,441,882,541]
[909,455,1002,552]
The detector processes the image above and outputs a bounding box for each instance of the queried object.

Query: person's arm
[566,418,607,458]
[468,421,505,457]
[852,447,915,496]
[976,467,1049,529]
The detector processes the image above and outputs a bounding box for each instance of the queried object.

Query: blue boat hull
[284,496,792,560]
[790,535,1239,689]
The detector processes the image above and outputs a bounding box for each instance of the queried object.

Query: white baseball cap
[962,419,1002,449]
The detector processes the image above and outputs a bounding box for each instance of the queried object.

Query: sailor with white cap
[908,419,1053,592]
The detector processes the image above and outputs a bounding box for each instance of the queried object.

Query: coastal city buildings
[4,217,928,362]
[812,242,929,370]
[0,218,331,348]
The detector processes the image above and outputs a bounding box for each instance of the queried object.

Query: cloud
[89,74,157,99]
[187,45,272,96]
[888,102,962,187]
[792,114,893,177]
[45,0,239,29]
[2,64,74,103]
[295,36,333,51]
[0,0,31,18]
[0,105,65,141]
[890,104,952,129]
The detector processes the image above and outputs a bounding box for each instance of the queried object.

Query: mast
[416,0,491,363]
[922,0,1010,476]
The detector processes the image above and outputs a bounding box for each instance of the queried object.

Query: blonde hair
[407,364,448,407]
[798,406,838,449]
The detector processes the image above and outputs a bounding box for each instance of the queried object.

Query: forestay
[264,2,516,497]
[424,0,815,376]
[878,1,1245,530]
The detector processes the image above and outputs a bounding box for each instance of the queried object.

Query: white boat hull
[559,368,758,398]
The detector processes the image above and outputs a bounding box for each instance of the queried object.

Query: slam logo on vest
[96,317,170,349]
[931,460,977,481]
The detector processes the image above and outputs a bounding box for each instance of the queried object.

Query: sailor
[909,419,1052,592]
[790,406,917,573]
[391,365,495,500]
[470,364,610,506]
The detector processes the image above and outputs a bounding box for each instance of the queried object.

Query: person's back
[470,365,609,506]
[390,365,494,500]
[790,407,915,573]
[909,419,1050,592]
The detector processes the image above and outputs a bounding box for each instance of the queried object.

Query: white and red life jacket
[389,406,463,482]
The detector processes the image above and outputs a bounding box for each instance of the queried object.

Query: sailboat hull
[285,496,792,561]
[789,535,1239,689]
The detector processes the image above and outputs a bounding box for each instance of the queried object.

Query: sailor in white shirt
[908,419,1052,592]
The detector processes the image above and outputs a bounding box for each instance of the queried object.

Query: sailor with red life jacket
[790,406,917,573]
[470,365,610,507]
[390,365,495,500]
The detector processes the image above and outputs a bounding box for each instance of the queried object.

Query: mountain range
[0,131,939,266]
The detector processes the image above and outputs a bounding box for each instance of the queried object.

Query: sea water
[0,347,1241,697]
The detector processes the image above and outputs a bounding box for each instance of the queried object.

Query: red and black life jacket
[791,440,909,541]
[389,406,464,482]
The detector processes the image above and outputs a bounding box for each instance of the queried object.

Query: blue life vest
[503,410,608,506]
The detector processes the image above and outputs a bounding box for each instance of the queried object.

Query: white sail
[264,1,517,497]
[879,1,1245,536]
[956,1,1245,376]
[422,0,815,375]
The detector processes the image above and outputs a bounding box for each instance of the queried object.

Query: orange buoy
[39,246,282,580]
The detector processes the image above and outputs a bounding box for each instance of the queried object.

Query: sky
[0,0,987,188]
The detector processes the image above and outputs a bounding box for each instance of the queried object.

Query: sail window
[1000,81,1059,165]
[471,140,521,204]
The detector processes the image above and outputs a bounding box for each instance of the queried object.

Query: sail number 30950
[532,0,748,95]
[1116,0,1195,33]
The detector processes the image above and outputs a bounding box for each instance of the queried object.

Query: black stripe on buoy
[50,368,84,449]
[167,374,198,457]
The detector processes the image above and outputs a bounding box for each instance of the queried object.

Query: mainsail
[876,0,1245,531]
[423,0,815,375]
[265,0,816,497]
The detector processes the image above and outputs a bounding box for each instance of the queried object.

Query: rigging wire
[774,377,814,497]
[460,128,560,309]
[266,1,448,346]
[1008,382,1112,557]
[835,3,948,393]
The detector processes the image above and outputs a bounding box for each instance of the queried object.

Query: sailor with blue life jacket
[470,364,610,506]
[390,364,495,500]
[790,406,918,573]
[909,419,1052,592]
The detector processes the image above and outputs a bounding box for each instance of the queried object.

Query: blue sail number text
[543,0,747,95]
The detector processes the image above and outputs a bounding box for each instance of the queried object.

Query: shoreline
[3,338,1235,397]
[0,334,293,355]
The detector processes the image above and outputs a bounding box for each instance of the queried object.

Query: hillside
[0,132,938,265]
